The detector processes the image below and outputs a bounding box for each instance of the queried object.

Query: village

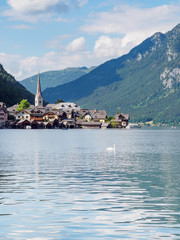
[0,74,130,129]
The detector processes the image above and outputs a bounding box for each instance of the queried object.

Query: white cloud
[66,37,86,52]
[4,0,88,22]
[0,53,40,79]
[1,2,180,82]
[11,24,33,30]
[82,4,180,34]
[0,48,96,81]
[77,0,88,8]
[81,4,180,47]
[94,36,122,58]
[0,32,132,81]
[7,0,59,14]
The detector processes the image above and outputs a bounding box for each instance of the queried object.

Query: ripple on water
[0,129,180,239]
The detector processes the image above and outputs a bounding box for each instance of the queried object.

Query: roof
[61,119,76,123]
[79,109,90,115]
[16,108,31,114]
[7,104,35,113]
[115,113,130,121]
[44,111,58,115]
[89,110,107,119]
[17,119,30,124]
[46,102,80,111]
[46,104,57,109]
[7,104,18,112]
[31,108,46,114]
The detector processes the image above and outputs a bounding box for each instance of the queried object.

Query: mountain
[20,66,95,94]
[0,64,34,107]
[43,24,180,124]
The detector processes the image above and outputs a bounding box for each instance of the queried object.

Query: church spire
[35,72,43,107]
[36,72,41,94]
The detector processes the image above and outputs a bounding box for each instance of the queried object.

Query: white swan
[106,144,116,151]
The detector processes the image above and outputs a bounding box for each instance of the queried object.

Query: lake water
[0,128,180,239]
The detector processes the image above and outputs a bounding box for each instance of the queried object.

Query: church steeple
[36,72,41,94]
[35,72,43,107]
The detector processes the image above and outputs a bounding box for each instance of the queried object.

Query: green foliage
[107,116,115,122]
[43,23,180,124]
[0,64,34,107]
[16,99,30,111]
[56,98,64,103]
[110,121,119,128]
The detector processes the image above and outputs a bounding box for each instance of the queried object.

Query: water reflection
[0,129,180,239]
[34,151,40,183]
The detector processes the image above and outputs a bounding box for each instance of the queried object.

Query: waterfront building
[15,109,31,121]
[114,113,130,128]
[79,109,107,123]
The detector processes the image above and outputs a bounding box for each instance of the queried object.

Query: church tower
[35,73,43,107]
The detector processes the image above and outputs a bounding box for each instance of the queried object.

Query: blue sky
[0,0,179,80]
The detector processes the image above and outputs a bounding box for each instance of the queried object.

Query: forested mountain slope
[0,64,34,107]
[43,24,180,123]
[21,67,95,94]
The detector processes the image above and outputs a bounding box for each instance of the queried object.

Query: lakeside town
[0,74,131,129]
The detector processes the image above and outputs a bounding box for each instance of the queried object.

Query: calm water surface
[0,128,180,239]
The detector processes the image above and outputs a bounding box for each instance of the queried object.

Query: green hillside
[43,24,180,124]
[20,66,95,94]
[0,64,34,107]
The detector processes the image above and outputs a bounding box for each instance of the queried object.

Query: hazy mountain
[20,66,95,94]
[43,23,180,124]
[0,64,34,107]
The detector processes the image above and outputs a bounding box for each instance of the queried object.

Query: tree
[107,116,115,122]
[110,121,119,128]
[16,99,30,111]
[56,98,64,104]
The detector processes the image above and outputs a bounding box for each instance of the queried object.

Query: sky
[0,0,180,81]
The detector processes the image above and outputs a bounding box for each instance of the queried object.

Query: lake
[0,128,180,239]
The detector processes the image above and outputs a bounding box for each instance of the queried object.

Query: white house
[15,109,31,121]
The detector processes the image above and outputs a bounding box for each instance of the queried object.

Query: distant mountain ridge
[43,23,180,124]
[0,64,34,107]
[20,66,95,94]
